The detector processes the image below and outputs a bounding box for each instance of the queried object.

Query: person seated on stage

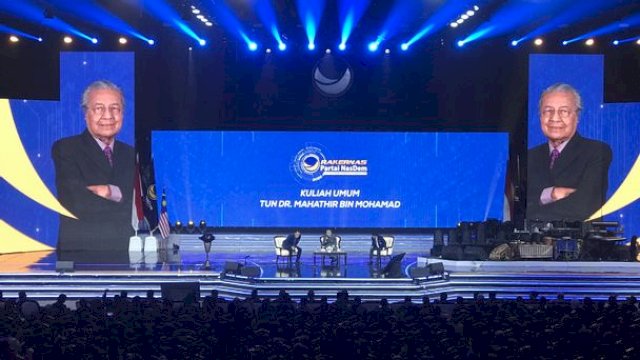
[320,229,339,250]
[282,230,302,262]
[320,229,339,264]
[369,233,387,264]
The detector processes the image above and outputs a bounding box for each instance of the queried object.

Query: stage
[1,233,640,303]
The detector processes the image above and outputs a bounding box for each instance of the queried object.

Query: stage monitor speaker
[223,261,243,275]
[428,262,445,275]
[55,261,74,273]
[382,252,406,278]
[409,266,430,278]
[240,266,260,278]
[161,282,200,302]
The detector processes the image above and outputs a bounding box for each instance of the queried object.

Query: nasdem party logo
[291,146,368,182]
[312,56,353,97]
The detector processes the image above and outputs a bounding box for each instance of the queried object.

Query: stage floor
[2,233,640,301]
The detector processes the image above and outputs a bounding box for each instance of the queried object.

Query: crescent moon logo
[312,56,354,97]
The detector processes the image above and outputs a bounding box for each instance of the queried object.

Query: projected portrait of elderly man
[52,80,135,258]
[527,83,612,222]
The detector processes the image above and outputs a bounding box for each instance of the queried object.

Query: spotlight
[278,42,286,51]
[585,38,594,46]
[196,14,205,20]
[91,38,98,44]
[9,35,19,43]
[636,39,640,45]
[63,36,73,44]
[199,220,207,233]
[308,42,315,50]
[562,40,568,46]
[474,5,479,11]
[147,39,155,45]
[248,42,258,51]
[461,14,469,20]
[613,40,619,46]
[457,40,465,47]
[450,22,458,28]
[325,48,331,54]
[192,8,200,14]
[456,19,464,24]
[368,41,379,52]
[511,40,518,47]
[187,220,195,233]
[205,22,213,27]
[534,38,543,46]
[467,10,475,16]
[200,17,208,23]
[384,48,390,54]
[199,39,206,46]
[266,48,272,53]
[174,220,183,234]
[189,46,192,51]
[338,43,346,51]
[37,37,43,42]
[118,37,128,45]
[400,43,409,51]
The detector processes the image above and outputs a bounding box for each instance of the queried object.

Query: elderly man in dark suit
[52,80,135,259]
[527,83,612,222]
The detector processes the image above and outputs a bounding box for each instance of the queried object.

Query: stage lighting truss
[450,5,478,29]
[190,5,214,28]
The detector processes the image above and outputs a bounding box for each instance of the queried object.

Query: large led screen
[153,131,508,228]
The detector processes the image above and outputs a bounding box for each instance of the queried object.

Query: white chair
[274,235,299,263]
[371,236,395,265]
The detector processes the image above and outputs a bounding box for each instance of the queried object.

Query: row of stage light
[6,33,640,51]
[2,2,638,52]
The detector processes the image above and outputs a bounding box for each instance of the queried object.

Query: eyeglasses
[89,104,122,117]
[541,107,574,120]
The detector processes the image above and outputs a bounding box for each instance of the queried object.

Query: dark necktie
[104,146,113,167]
[549,148,560,169]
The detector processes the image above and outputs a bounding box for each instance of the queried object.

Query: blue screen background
[152,131,509,228]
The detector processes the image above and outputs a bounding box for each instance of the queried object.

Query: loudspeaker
[428,262,445,275]
[434,229,444,246]
[448,229,459,245]
[161,282,200,302]
[430,245,443,257]
[223,261,243,275]
[382,252,406,278]
[409,266,430,278]
[55,261,74,272]
[240,266,260,278]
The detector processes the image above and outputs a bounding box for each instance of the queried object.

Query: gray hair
[539,83,583,113]
[81,80,124,112]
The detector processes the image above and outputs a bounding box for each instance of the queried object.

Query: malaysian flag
[158,191,171,239]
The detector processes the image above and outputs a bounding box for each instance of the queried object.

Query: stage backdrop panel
[528,54,640,238]
[0,52,134,247]
[153,131,508,228]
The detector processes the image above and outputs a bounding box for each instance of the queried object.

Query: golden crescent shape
[588,153,640,220]
[0,99,76,219]
[0,219,53,254]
